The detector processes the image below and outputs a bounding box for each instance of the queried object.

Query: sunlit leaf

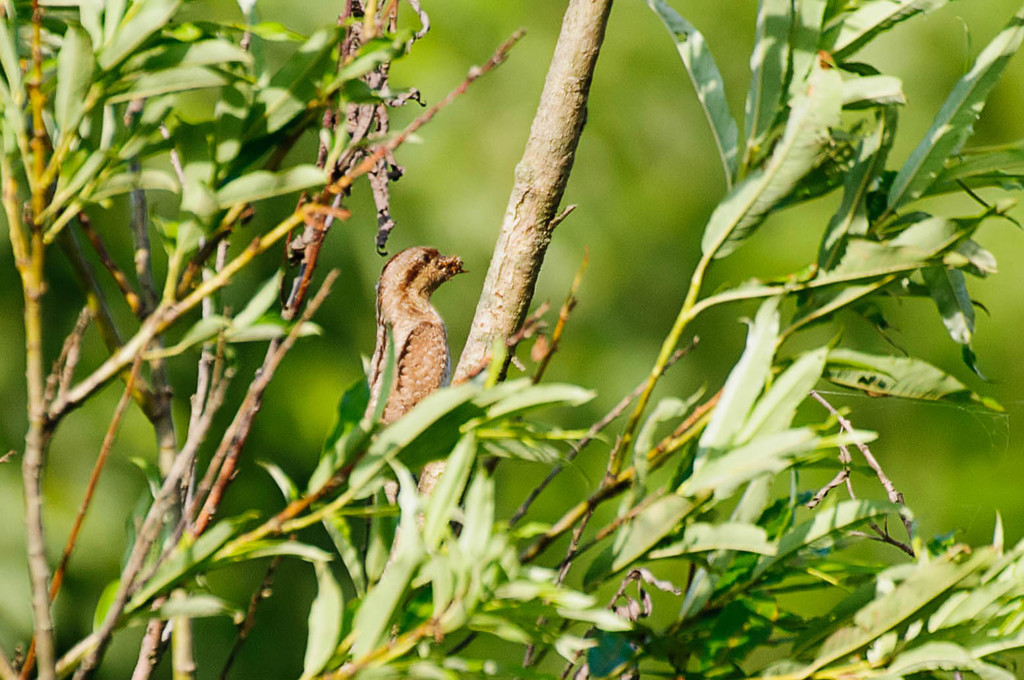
[55,26,94,141]
[301,562,344,680]
[215,165,325,208]
[888,7,1024,211]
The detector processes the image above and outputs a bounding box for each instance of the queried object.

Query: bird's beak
[440,255,465,278]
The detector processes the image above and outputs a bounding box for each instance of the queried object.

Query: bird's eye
[420,253,430,264]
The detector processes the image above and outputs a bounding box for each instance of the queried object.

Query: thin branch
[809,390,914,552]
[19,358,143,680]
[78,212,142,314]
[191,270,340,535]
[44,306,91,405]
[454,0,612,381]
[510,339,698,526]
[218,556,283,680]
[532,246,586,383]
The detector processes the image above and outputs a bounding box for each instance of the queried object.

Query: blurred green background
[2,1,1024,677]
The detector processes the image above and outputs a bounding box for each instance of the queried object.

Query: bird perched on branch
[367,246,465,425]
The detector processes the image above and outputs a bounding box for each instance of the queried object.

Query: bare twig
[532,246,586,383]
[78,212,141,314]
[44,306,92,405]
[18,359,144,680]
[218,556,283,680]
[191,270,340,535]
[809,390,914,554]
[510,339,698,526]
[454,0,612,381]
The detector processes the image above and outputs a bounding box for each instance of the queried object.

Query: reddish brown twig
[191,270,340,535]
[78,212,141,315]
[532,244,586,384]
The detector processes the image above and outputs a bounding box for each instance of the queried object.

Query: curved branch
[454,0,613,380]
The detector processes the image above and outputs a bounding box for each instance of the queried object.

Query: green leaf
[649,522,774,559]
[91,168,178,201]
[249,28,340,136]
[99,0,182,71]
[0,10,24,101]
[233,271,283,329]
[922,266,981,376]
[883,642,1015,680]
[634,393,699,492]
[482,381,595,420]
[351,466,424,658]
[736,346,828,443]
[309,378,370,493]
[788,0,827,101]
[824,348,1002,410]
[826,0,951,60]
[704,62,843,258]
[841,74,905,110]
[301,562,344,680]
[220,539,333,564]
[422,432,477,551]
[930,140,1024,194]
[215,165,326,208]
[146,316,230,359]
[108,65,228,103]
[153,594,240,621]
[645,0,739,186]
[458,466,496,561]
[805,549,995,677]
[124,38,253,72]
[699,297,780,454]
[585,494,694,585]
[93,579,120,631]
[818,109,896,269]
[752,499,897,581]
[743,0,792,163]
[686,428,831,501]
[955,239,998,277]
[323,514,367,597]
[127,519,239,612]
[55,27,94,141]
[888,7,1024,211]
[258,460,299,502]
[335,34,408,83]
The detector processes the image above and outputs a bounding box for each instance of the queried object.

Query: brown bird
[367,246,465,425]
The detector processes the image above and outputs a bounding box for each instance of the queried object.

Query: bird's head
[379,246,465,300]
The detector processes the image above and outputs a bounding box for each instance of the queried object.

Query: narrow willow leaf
[249,28,339,136]
[233,271,284,329]
[301,563,344,680]
[216,165,326,208]
[736,347,828,443]
[931,140,1024,194]
[458,467,496,561]
[583,494,690,586]
[888,6,1024,211]
[124,38,253,73]
[258,460,299,502]
[744,0,792,162]
[788,0,827,100]
[686,428,825,502]
[699,297,779,454]
[309,377,370,493]
[0,12,23,100]
[422,432,477,551]
[323,514,367,598]
[826,0,951,60]
[55,27,94,140]
[704,63,842,258]
[145,316,230,359]
[649,522,774,559]
[825,348,1002,410]
[922,266,980,375]
[818,108,895,269]
[634,394,698,493]
[483,382,594,419]
[752,499,896,581]
[883,642,1015,680]
[645,0,739,186]
[351,467,424,658]
[99,0,182,70]
[335,34,408,83]
[841,75,905,109]
[108,65,228,103]
[127,519,239,612]
[806,550,995,676]
[955,239,997,277]
[91,168,178,201]
[153,594,240,621]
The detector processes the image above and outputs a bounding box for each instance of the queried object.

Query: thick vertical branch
[454,0,613,380]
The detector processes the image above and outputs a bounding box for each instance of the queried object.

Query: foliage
[1,0,1024,679]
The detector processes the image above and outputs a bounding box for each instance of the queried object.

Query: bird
[366,246,465,425]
